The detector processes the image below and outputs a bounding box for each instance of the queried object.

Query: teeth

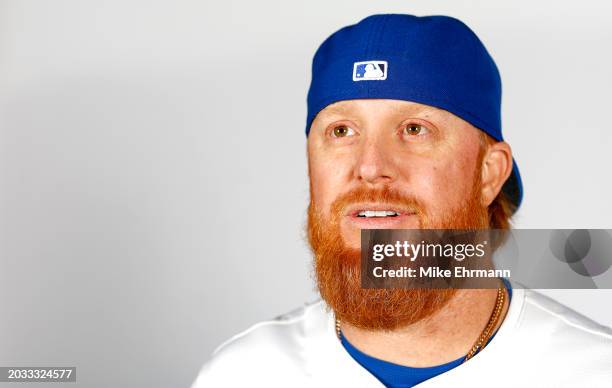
[357,210,399,218]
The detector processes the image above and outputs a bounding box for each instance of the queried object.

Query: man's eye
[403,124,428,136]
[331,125,355,138]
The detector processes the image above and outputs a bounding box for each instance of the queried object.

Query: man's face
[306,99,496,330]
[308,99,485,249]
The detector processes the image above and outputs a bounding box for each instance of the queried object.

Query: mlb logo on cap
[352,60,388,81]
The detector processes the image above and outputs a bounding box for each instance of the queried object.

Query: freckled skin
[307,99,486,248]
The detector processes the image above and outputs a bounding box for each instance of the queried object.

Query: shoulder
[515,289,612,378]
[190,300,330,387]
[521,288,612,341]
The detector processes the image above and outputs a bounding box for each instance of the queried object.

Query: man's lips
[343,203,419,227]
[344,203,418,217]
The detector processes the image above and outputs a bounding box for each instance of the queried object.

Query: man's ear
[480,141,513,206]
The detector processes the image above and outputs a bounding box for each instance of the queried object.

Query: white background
[1,1,611,387]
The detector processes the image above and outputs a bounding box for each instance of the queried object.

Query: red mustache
[329,186,426,219]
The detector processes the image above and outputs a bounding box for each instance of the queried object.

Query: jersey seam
[524,292,612,340]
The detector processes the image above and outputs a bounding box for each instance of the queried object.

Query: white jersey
[191,286,612,387]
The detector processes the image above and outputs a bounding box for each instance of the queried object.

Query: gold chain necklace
[334,281,506,364]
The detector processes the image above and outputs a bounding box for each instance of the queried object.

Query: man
[192,14,612,387]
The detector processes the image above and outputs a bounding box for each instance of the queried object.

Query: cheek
[402,156,478,211]
[308,152,352,215]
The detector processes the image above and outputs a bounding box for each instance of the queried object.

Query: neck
[338,285,510,367]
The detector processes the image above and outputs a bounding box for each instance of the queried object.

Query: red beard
[307,180,489,331]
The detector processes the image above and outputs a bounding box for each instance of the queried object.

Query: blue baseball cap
[306,14,523,211]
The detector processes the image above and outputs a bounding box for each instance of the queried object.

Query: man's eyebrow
[389,104,437,117]
[322,104,350,115]
[321,102,439,118]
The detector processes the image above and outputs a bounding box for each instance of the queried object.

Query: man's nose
[354,139,396,186]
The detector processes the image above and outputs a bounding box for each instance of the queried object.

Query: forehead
[316,99,448,120]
